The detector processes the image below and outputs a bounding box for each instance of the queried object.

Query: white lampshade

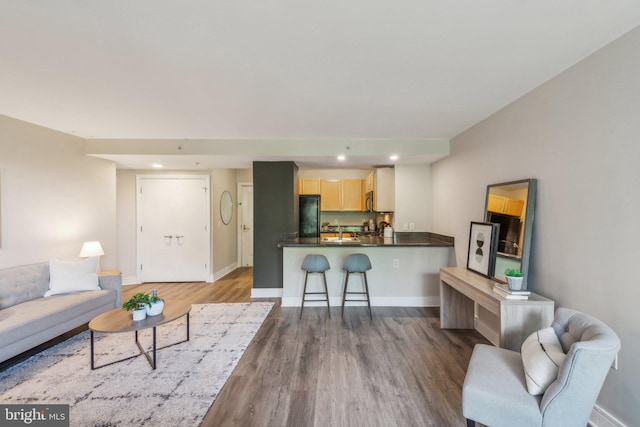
[79,241,105,257]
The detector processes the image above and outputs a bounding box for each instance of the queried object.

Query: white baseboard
[251,288,283,298]
[125,264,236,286]
[213,262,238,282]
[370,296,440,307]
[281,295,440,308]
[589,404,626,427]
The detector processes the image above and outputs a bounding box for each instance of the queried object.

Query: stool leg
[322,271,331,318]
[300,271,309,319]
[363,271,372,320]
[341,272,350,318]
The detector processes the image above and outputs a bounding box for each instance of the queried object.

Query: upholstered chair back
[539,307,621,426]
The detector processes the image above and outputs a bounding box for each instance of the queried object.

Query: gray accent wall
[253,161,298,288]
[430,26,640,426]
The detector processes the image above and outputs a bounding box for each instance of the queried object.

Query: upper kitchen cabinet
[365,172,375,192]
[341,179,363,211]
[374,168,395,212]
[299,178,321,195]
[320,179,363,211]
[487,194,524,217]
[320,180,341,210]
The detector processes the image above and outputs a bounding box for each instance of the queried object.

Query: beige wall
[211,168,239,278]
[394,164,430,232]
[0,115,116,269]
[430,26,640,425]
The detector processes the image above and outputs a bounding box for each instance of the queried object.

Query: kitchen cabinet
[320,180,341,211]
[487,195,524,217]
[299,178,321,195]
[320,232,352,238]
[365,172,375,192]
[320,179,362,211]
[341,179,362,211]
[374,168,395,212]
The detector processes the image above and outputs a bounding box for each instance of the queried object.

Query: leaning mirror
[484,179,537,289]
[220,190,233,225]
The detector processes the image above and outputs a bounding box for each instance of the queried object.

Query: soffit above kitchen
[85,138,450,169]
[2,1,640,168]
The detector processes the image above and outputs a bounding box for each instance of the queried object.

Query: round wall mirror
[220,190,233,225]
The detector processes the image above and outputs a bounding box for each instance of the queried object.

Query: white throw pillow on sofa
[521,327,566,395]
[45,257,100,297]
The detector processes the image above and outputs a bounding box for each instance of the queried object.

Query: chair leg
[466,419,475,427]
[363,271,372,320]
[300,271,309,319]
[322,271,331,317]
[341,272,350,318]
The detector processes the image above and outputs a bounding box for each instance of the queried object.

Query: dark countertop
[278,232,454,248]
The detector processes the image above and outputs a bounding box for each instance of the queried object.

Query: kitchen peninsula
[278,232,454,307]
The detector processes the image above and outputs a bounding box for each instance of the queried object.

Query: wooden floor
[125,268,490,427]
[122,267,254,304]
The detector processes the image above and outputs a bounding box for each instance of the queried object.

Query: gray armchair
[462,307,621,427]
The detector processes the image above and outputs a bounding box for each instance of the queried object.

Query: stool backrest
[344,254,372,272]
[539,307,621,426]
[301,254,330,273]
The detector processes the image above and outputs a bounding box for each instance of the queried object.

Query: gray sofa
[0,262,122,364]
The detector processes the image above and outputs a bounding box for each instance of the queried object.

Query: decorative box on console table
[439,267,554,351]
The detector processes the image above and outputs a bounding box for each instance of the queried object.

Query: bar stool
[300,254,331,318]
[341,253,373,319]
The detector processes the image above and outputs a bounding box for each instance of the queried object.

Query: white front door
[137,175,210,282]
[239,184,254,267]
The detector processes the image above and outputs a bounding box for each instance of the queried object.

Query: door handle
[164,235,173,239]
[243,225,250,231]
[175,235,184,239]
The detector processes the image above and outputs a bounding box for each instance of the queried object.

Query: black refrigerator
[487,212,522,255]
[299,195,321,238]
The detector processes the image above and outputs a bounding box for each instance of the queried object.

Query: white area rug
[0,302,273,426]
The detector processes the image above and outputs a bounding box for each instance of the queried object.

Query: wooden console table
[440,267,554,351]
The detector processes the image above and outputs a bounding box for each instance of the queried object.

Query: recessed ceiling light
[151,164,164,168]
[337,155,346,161]
[390,154,399,161]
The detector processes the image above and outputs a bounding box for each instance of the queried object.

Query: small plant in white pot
[146,289,165,316]
[505,268,524,291]
[123,292,151,321]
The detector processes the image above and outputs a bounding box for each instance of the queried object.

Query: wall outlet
[409,223,415,231]
[393,259,399,268]
[403,223,409,231]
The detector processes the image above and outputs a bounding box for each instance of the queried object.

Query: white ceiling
[2,1,640,169]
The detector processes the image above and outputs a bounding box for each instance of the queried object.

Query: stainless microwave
[365,191,374,212]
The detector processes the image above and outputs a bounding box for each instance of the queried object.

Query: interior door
[138,175,210,282]
[239,184,254,267]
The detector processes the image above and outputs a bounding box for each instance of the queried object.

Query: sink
[321,237,360,243]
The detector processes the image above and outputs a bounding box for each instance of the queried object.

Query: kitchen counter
[278,232,454,248]
[279,232,455,308]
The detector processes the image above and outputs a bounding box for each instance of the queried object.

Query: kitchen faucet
[338,225,343,240]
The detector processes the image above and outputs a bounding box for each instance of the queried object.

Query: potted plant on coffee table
[146,289,165,316]
[505,268,524,291]
[123,292,151,321]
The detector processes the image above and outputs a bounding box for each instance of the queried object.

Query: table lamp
[79,241,105,271]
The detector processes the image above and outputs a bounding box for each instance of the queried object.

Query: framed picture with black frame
[467,221,500,278]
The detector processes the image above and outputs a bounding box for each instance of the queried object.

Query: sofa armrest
[98,272,122,308]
